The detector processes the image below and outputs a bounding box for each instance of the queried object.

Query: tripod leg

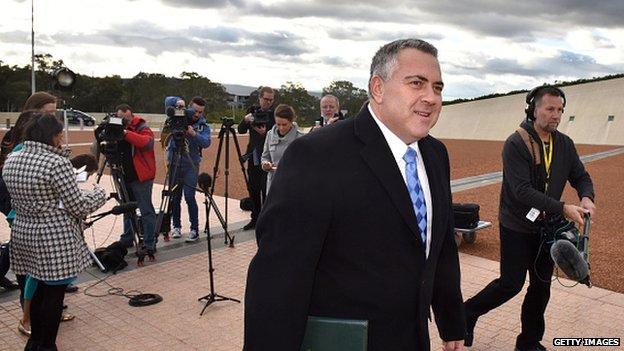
[197,196,239,316]
[229,127,251,188]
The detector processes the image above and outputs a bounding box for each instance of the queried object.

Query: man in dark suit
[244,38,465,351]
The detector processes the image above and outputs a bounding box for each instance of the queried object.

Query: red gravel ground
[2,130,622,293]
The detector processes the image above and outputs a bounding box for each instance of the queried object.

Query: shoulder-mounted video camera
[94,112,126,156]
[164,96,195,141]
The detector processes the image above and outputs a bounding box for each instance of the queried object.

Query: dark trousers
[16,274,26,306]
[247,164,267,221]
[25,282,68,351]
[464,224,554,349]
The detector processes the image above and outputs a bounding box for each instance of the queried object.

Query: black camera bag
[94,241,128,273]
[453,203,480,229]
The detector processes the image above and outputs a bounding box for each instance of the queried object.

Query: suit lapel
[419,137,444,259]
[355,107,423,243]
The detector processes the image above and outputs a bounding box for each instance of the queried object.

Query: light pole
[31,0,35,95]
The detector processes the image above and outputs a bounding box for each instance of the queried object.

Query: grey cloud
[8,20,312,61]
[591,33,615,49]
[159,0,243,9]
[0,30,30,43]
[410,1,624,39]
[326,27,444,42]
[152,0,624,40]
[447,50,619,78]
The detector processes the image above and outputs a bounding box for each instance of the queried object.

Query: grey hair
[368,38,438,95]
[320,94,340,107]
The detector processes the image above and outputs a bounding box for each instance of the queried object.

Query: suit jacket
[244,106,464,351]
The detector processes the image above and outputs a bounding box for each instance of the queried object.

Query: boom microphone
[550,239,590,286]
[197,172,212,194]
[110,202,138,215]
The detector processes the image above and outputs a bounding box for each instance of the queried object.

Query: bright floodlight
[52,67,76,90]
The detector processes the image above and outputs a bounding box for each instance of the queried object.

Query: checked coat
[2,141,106,281]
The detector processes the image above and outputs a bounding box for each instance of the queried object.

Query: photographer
[238,86,275,230]
[2,114,107,350]
[115,104,157,252]
[464,86,596,351]
[165,96,211,242]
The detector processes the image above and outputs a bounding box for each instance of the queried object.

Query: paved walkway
[1,237,623,350]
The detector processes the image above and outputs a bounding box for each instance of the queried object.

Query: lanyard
[542,135,553,190]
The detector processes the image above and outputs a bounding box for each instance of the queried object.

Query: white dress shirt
[368,105,433,258]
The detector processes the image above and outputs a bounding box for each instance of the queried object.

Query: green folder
[300,316,368,351]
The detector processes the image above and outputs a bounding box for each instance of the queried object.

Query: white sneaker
[186,229,199,242]
[171,227,182,239]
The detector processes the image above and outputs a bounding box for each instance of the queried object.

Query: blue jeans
[170,163,199,231]
[120,179,156,249]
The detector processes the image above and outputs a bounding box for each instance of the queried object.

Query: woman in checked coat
[2,114,107,351]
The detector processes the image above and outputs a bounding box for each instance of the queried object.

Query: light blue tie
[403,147,427,244]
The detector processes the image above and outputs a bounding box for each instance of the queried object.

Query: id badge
[526,208,540,222]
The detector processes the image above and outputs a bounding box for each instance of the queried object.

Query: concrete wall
[432,77,624,145]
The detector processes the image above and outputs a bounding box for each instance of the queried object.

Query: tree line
[0,54,369,126]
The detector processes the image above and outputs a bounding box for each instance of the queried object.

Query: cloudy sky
[1,0,623,99]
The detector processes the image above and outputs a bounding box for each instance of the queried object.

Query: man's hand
[442,340,463,351]
[563,204,588,226]
[327,116,340,125]
[186,126,197,137]
[261,161,273,171]
[244,113,254,123]
[580,197,596,219]
[252,125,266,135]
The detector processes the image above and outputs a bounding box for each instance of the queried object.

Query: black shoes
[65,284,78,293]
[243,220,256,230]
[515,343,547,351]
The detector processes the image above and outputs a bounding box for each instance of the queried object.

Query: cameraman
[115,104,158,253]
[238,86,275,230]
[166,96,211,242]
[463,86,596,351]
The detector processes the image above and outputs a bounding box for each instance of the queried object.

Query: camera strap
[516,128,541,166]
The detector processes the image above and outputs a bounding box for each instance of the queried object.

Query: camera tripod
[154,134,189,244]
[156,131,235,245]
[96,154,152,266]
[209,119,250,247]
[197,183,240,315]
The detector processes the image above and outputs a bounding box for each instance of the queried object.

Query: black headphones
[525,85,566,121]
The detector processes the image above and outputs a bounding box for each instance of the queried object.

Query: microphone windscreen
[197,172,212,192]
[550,239,589,282]
[111,201,138,215]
